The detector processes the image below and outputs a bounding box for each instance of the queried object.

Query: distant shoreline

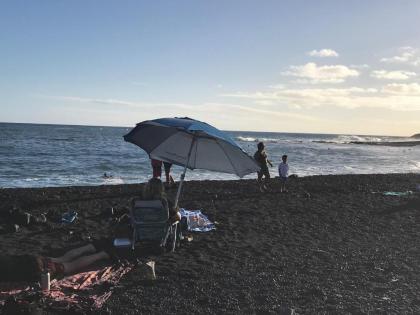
[349,140,420,147]
[1,173,419,191]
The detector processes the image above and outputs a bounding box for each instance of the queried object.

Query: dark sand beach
[1,173,420,314]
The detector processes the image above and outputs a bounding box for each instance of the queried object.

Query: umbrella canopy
[124,117,259,208]
[123,117,259,178]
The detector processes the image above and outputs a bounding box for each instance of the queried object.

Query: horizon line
[0,120,413,138]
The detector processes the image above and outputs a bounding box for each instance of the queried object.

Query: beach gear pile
[180,209,215,232]
[61,210,78,224]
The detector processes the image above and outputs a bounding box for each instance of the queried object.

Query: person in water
[254,142,273,191]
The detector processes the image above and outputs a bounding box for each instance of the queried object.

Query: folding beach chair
[130,199,179,252]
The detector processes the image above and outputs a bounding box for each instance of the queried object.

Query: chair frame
[130,199,179,252]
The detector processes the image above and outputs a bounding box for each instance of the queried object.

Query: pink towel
[45,264,133,310]
[0,282,32,305]
[0,264,133,311]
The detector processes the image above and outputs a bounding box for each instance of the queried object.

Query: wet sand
[1,173,420,314]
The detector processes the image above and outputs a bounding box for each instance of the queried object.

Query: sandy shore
[1,173,420,314]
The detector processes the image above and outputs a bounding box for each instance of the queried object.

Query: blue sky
[1,0,420,135]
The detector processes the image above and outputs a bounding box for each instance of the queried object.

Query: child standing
[278,155,289,192]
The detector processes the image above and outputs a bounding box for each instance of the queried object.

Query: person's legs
[164,169,170,184]
[262,167,270,190]
[49,244,97,263]
[280,177,287,192]
[163,162,173,184]
[257,170,263,182]
[152,165,161,178]
[257,170,264,191]
[263,167,271,179]
[152,160,162,178]
[62,251,110,275]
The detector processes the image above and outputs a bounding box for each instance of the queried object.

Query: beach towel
[46,263,133,310]
[0,264,133,311]
[0,282,32,305]
[179,209,215,232]
[61,210,78,224]
[382,191,413,196]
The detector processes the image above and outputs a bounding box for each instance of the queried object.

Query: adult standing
[151,159,162,178]
[254,142,272,191]
[163,162,175,186]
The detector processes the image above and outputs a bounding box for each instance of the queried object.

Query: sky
[1,0,420,136]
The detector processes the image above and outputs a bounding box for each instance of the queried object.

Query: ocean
[0,122,419,188]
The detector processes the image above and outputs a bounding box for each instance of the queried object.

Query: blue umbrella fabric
[123,117,259,177]
[124,117,259,207]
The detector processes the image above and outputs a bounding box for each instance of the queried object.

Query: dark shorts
[280,176,288,183]
[163,162,172,174]
[151,160,162,178]
[258,166,270,178]
[152,165,162,178]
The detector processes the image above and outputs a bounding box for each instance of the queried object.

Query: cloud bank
[380,46,420,66]
[370,70,416,80]
[307,49,339,57]
[282,62,359,83]
[224,83,420,111]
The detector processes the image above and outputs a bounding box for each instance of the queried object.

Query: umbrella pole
[174,135,196,209]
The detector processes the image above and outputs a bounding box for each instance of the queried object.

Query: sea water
[0,122,419,188]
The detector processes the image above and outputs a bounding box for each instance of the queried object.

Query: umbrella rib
[215,138,240,177]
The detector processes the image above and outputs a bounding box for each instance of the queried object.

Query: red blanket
[0,264,133,311]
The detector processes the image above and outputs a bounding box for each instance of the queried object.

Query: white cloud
[380,46,420,66]
[223,84,420,111]
[282,62,360,83]
[381,83,420,95]
[268,84,285,89]
[307,49,339,57]
[38,95,196,111]
[350,64,370,69]
[41,95,143,107]
[371,70,416,80]
[38,94,327,131]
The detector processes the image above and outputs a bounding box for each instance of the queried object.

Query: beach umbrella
[123,117,259,207]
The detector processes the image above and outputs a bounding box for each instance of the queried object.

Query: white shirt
[278,162,289,178]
